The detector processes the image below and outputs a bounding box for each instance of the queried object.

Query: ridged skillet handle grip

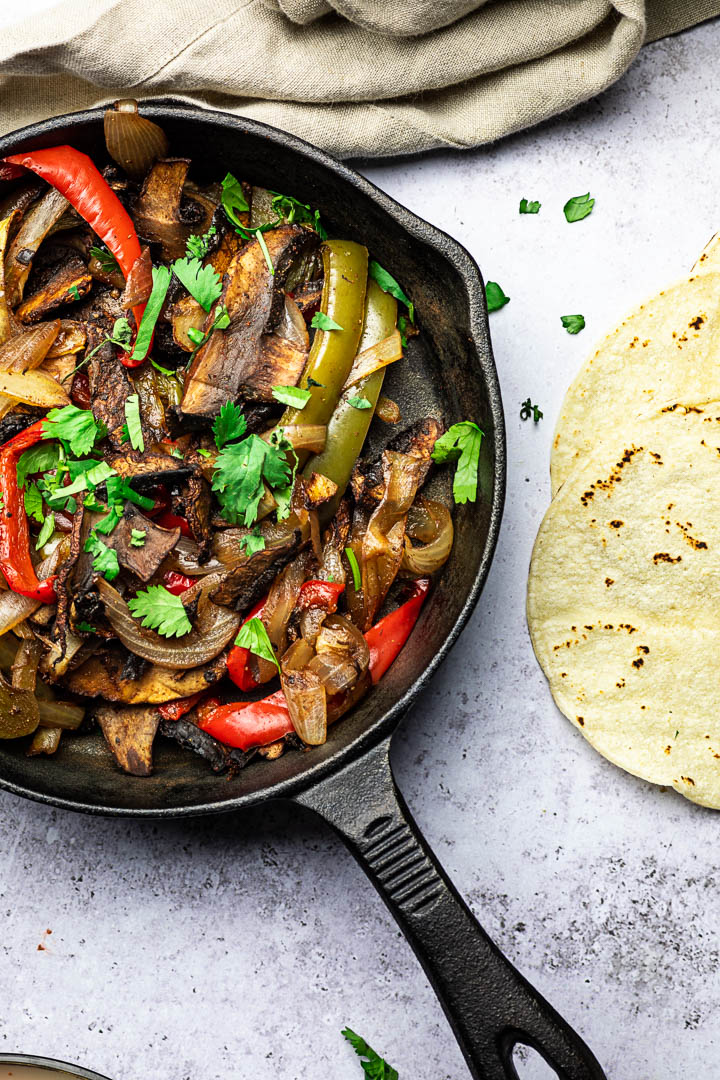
[294,738,607,1080]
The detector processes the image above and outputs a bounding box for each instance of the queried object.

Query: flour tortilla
[550,269,720,495]
[528,402,720,809]
[693,232,720,274]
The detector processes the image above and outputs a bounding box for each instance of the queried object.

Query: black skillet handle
[294,737,606,1080]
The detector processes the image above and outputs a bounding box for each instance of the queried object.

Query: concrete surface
[2,15,720,1080]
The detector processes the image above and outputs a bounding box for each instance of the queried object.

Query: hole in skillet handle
[511,1042,566,1079]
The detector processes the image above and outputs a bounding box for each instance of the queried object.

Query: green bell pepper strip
[278,239,368,469]
[303,277,397,521]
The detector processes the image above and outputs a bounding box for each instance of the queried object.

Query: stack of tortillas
[527,233,720,808]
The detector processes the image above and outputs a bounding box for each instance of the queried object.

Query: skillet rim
[0,102,506,817]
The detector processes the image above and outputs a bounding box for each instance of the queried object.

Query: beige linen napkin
[0,0,718,157]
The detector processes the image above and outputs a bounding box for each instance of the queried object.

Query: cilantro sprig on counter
[128,585,192,639]
[521,399,543,423]
[519,198,541,214]
[563,192,595,223]
[560,314,585,335]
[342,1028,398,1080]
[431,421,483,504]
[485,281,510,312]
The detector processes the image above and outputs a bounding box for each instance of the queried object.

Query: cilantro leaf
[43,405,100,457]
[560,314,585,335]
[345,546,361,592]
[150,358,176,377]
[270,191,327,239]
[311,312,344,332]
[520,398,543,423]
[68,284,80,301]
[130,529,146,547]
[342,1028,398,1080]
[104,475,154,511]
[519,198,541,214]
[90,245,121,275]
[239,527,266,557]
[485,282,510,312]
[128,585,192,638]
[24,482,44,523]
[272,385,311,409]
[234,616,280,671]
[171,257,222,313]
[221,173,250,227]
[94,506,123,535]
[368,261,414,322]
[84,533,120,582]
[348,396,372,410]
[129,265,172,364]
[124,394,144,452]
[75,621,96,634]
[306,376,324,389]
[563,192,595,223]
[213,401,247,449]
[46,460,115,505]
[110,318,132,349]
[187,327,204,347]
[17,442,61,490]
[185,224,217,259]
[211,433,291,527]
[35,511,55,550]
[431,421,483,504]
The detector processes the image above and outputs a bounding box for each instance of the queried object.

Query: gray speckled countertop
[2,18,720,1080]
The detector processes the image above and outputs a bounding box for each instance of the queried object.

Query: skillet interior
[0,104,505,815]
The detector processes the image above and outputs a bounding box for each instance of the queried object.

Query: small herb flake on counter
[342,1028,398,1080]
[43,404,102,457]
[520,398,543,423]
[171,256,222,312]
[84,533,120,582]
[124,394,144,452]
[129,265,172,364]
[272,385,311,409]
[90,244,121,275]
[68,285,80,301]
[239,528,266,557]
[369,260,414,322]
[186,224,217,259]
[345,546,362,591]
[311,311,344,332]
[348,396,372,410]
[212,400,247,450]
[130,529,146,547]
[485,281,510,312]
[561,314,585,335]
[234,616,280,671]
[563,192,595,223]
[519,198,541,214]
[431,421,483,504]
[35,512,55,550]
[128,584,192,638]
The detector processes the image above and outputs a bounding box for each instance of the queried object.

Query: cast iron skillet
[0,104,606,1080]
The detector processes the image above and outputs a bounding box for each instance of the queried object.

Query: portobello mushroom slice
[89,339,134,448]
[159,715,229,774]
[96,704,160,776]
[16,258,92,323]
[66,648,227,704]
[101,502,181,582]
[106,447,193,486]
[170,473,212,557]
[133,159,212,261]
[207,524,305,609]
[181,225,319,417]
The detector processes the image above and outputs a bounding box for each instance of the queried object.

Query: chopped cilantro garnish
[270,191,327,239]
[104,475,154,511]
[348,396,372,410]
[46,460,115,505]
[563,192,595,223]
[560,314,585,335]
[431,421,483,504]
[239,527,266,557]
[129,266,171,364]
[485,281,510,312]
[130,529,146,547]
[124,394,144,452]
[187,327,204,347]
[272,385,311,409]
[35,512,55,550]
[234,617,280,671]
[368,261,414,322]
[519,198,541,214]
[171,257,222,312]
[342,1028,398,1080]
[84,533,120,582]
[211,432,291,527]
[128,585,192,638]
[311,312,343,332]
[75,621,96,634]
[94,506,123,535]
[43,405,100,457]
[185,224,217,259]
[397,314,408,347]
[150,358,176,377]
[23,482,44,523]
[196,447,212,459]
[345,547,361,592]
[520,399,543,423]
[90,245,121,275]
[212,401,247,450]
[220,173,250,226]
[306,376,324,389]
[68,284,81,301]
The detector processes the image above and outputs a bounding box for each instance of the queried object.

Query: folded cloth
[0,0,718,157]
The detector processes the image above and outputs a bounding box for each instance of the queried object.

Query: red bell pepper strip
[200,579,430,751]
[3,146,146,350]
[155,511,193,538]
[158,693,220,722]
[296,579,345,611]
[0,421,56,602]
[162,570,195,596]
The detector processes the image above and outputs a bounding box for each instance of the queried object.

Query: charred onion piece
[4,188,69,306]
[0,211,20,345]
[104,100,170,180]
[401,498,454,577]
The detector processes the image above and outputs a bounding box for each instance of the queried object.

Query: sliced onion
[5,188,69,306]
[307,614,369,694]
[39,630,86,679]
[46,320,86,358]
[342,329,403,391]
[376,394,401,424]
[277,294,309,349]
[401,498,454,576]
[28,726,62,755]
[104,100,170,180]
[280,665,327,746]
[0,211,19,346]
[12,638,40,691]
[163,536,224,577]
[0,321,62,417]
[0,546,65,635]
[40,353,76,385]
[267,424,327,453]
[97,578,240,670]
[37,697,85,730]
[0,367,70,408]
